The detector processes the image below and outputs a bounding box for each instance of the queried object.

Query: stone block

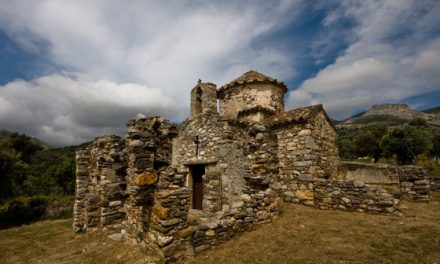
[135,158,153,169]
[152,204,170,220]
[205,229,215,236]
[160,218,180,227]
[341,197,351,204]
[135,171,158,186]
[295,190,314,200]
[323,197,332,204]
[178,226,195,238]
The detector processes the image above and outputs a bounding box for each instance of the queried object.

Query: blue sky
[0,0,439,146]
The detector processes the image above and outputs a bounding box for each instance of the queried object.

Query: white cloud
[0,74,178,146]
[0,0,302,145]
[289,0,440,119]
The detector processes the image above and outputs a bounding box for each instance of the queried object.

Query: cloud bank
[0,0,300,145]
[0,0,439,145]
[288,0,440,119]
[0,74,178,145]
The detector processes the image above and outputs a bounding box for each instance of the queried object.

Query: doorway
[189,164,205,210]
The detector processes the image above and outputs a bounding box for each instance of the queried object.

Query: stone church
[172,71,338,212]
[74,71,401,262]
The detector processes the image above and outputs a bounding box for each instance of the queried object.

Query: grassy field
[1,193,440,264]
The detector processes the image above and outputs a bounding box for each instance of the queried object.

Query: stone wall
[337,162,399,184]
[120,116,284,263]
[73,135,127,233]
[274,112,339,199]
[314,180,398,213]
[122,116,178,254]
[73,149,89,233]
[277,179,398,213]
[338,162,431,202]
[190,81,217,117]
[399,166,431,202]
[430,177,440,191]
[172,112,252,210]
[218,83,285,119]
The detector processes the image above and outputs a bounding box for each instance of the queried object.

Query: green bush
[0,195,72,229]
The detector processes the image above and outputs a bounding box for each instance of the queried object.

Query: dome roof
[218,70,287,96]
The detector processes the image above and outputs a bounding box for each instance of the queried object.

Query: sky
[0,0,439,146]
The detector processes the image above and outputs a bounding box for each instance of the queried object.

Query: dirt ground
[1,192,439,264]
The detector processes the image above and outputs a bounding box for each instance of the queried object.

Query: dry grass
[1,193,440,264]
[0,220,146,264]
[187,192,440,264]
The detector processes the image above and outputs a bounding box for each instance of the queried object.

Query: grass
[1,193,440,264]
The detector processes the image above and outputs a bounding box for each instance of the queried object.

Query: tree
[408,117,428,127]
[381,124,432,165]
[7,133,43,163]
[0,142,28,201]
[55,157,75,195]
[336,128,357,160]
[353,123,388,162]
[431,129,440,163]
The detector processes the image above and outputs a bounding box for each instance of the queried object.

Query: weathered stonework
[73,135,127,233]
[74,71,429,263]
[338,162,431,202]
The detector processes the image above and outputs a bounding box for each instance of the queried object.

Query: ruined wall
[275,112,338,195]
[121,115,284,262]
[73,135,127,233]
[172,112,252,211]
[73,149,89,233]
[314,180,398,213]
[337,162,399,184]
[275,178,398,213]
[190,82,217,117]
[430,177,440,191]
[337,162,431,202]
[122,116,178,253]
[399,166,431,202]
[218,83,285,119]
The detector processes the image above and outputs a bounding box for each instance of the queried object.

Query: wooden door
[191,165,204,210]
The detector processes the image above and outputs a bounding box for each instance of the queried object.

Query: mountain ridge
[336,103,440,128]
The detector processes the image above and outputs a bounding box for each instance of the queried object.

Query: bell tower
[190,79,217,117]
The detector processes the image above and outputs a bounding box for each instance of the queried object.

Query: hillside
[337,104,440,128]
[0,129,52,150]
[423,106,440,114]
[0,130,90,205]
[1,193,439,263]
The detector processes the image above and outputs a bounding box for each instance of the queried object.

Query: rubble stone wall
[73,135,127,233]
[313,180,398,213]
[219,83,285,119]
[338,162,431,202]
[172,112,252,210]
[190,82,217,117]
[278,179,398,213]
[121,116,284,263]
[398,166,431,202]
[337,162,399,184]
[430,177,440,191]
[73,149,89,233]
[274,112,339,199]
[122,116,177,255]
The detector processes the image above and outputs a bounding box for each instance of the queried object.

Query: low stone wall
[337,162,399,184]
[189,189,282,256]
[314,180,397,213]
[430,177,440,191]
[337,162,431,202]
[399,166,430,202]
[277,179,398,213]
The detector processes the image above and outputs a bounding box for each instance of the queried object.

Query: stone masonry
[73,71,432,263]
